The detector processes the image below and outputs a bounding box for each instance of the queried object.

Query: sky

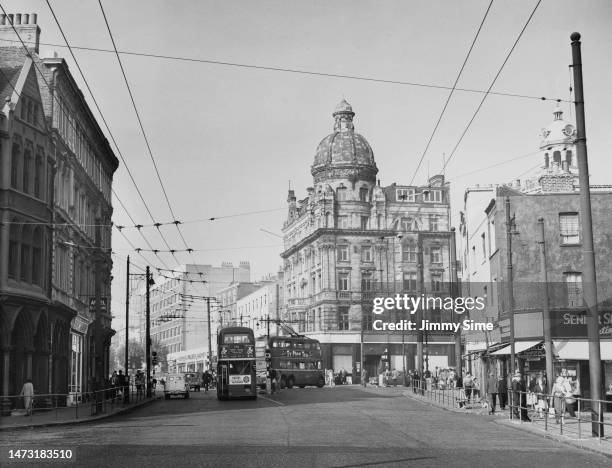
[3,0,611,329]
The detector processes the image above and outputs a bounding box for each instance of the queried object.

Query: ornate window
[402,241,417,262]
[337,245,349,261]
[359,187,369,201]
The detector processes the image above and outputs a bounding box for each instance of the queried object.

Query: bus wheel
[317,376,325,388]
[287,376,295,389]
[280,376,286,389]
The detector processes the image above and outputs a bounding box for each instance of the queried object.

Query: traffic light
[152,351,158,366]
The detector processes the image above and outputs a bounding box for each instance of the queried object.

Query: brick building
[460,108,612,397]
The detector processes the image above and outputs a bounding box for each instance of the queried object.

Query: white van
[162,373,190,399]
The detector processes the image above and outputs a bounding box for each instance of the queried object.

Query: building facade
[281,100,456,383]
[137,262,251,373]
[236,279,280,340]
[0,12,117,411]
[460,108,612,397]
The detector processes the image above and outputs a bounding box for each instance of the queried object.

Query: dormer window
[423,190,442,203]
[397,188,415,202]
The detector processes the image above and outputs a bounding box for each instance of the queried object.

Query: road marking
[259,395,285,406]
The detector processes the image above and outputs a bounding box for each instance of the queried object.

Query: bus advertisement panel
[217,327,257,400]
[268,336,325,389]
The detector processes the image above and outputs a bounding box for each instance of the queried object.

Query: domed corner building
[280,100,456,385]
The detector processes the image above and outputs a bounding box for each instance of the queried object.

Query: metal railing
[406,379,611,443]
[507,389,611,442]
[0,384,155,425]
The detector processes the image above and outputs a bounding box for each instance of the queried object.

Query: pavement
[389,383,612,459]
[0,391,161,431]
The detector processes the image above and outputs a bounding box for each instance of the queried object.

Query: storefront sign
[552,311,612,338]
[71,315,91,334]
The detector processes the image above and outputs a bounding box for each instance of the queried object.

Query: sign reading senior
[371,294,492,332]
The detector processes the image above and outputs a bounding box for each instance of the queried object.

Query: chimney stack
[0,12,41,54]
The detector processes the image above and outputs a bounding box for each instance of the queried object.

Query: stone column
[25,348,33,380]
[1,348,11,415]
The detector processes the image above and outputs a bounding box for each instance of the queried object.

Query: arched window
[20,225,32,282]
[23,149,32,194]
[553,151,562,165]
[8,220,20,279]
[544,153,549,168]
[32,228,43,286]
[11,142,21,189]
[566,150,573,167]
[34,149,44,199]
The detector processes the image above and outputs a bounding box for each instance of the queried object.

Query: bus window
[223,334,251,344]
[298,362,306,370]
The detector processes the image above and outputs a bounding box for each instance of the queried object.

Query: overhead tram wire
[98,0,192,262]
[45,0,178,270]
[440,0,543,175]
[409,0,494,186]
[0,3,171,271]
[0,37,569,105]
[111,188,172,270]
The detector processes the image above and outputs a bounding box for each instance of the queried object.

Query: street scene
[2,386,611,467]
[1,1,612,467]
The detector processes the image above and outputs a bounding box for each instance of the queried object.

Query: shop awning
[553,340,612,360]
[489,340,542,356]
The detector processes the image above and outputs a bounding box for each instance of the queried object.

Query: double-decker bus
[269,336,325,389]
[217,327,257,400]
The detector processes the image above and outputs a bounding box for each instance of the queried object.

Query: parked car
[184,372,203,392]
[163,373,189,399]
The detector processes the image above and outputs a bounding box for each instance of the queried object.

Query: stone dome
[311,100,377,182]
[540,108,576,149]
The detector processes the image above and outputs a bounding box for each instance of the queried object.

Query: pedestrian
[552,375,566,424]
[564,376,578,418]
[269,368,277,394]
[463,372,473,403]
[486,372,498,414]
[391,368,400,387]
[203,370,212,392]
[511,371,531,422]
[361,368,368,388]
[497,374,508,410]
[117,370,127,401]
[534,373,548,418]
[20,379,34,416]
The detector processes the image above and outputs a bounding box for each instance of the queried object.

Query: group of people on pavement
[484,370,580,424]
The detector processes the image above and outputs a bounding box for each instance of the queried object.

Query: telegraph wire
[98,0,192,259]
[450,150,540,180]
[409,0,494,185]
[440,0,543,174]
[0,2,172,271]
[45,0,176,269]
[0,37,570,104]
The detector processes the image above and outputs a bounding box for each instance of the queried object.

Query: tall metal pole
[450,228,461,378]
[570,32,602,437]
[416,233,424,380]
[207,297,212,372]
[94,217,103,411]
[124,256,130,402]
[145,266,152,398]
[537,219,554,388]
[505,197,515,377]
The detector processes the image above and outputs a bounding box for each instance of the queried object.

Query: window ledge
[560,243,581,247]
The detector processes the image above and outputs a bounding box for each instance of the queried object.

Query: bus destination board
[220,344,255,359]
